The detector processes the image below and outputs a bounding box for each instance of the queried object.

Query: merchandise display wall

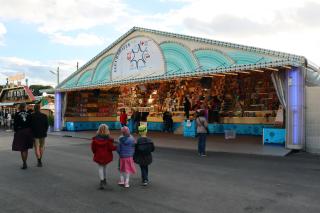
[64,71,282,134]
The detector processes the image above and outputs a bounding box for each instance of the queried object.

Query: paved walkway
[49,130,291,157]
[0,132,319,213]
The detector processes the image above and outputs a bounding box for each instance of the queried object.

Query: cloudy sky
[0,0,319,86]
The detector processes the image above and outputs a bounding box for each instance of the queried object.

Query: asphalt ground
[0,130,320,213]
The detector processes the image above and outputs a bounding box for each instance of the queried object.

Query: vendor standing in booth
[120,109,128,127]
[211,96,221,123]
[163,110,173,133]
[132,109,141,134]
[184,96,191,119]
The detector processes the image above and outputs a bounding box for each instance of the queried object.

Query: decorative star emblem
[130,44,148,69]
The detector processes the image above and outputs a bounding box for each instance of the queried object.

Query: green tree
[29,85,53,96]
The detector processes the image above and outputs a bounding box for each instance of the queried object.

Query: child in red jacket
[91,124,117,190]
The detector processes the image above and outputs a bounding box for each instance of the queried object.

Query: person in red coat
[120,109,128,127]
[91,124,117,190]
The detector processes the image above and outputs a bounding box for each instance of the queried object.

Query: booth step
[174,124,184,135]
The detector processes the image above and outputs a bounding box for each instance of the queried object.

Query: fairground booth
[55,27,320,151]
[0,86,36,113]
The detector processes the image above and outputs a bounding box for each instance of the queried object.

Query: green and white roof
[57,27,311,92]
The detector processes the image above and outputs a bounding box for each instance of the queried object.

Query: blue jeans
[198,133,207,155]
[140,165,149,182]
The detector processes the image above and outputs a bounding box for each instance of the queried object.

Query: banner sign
[112,37,165,81]
[0,86,35,103]
[8,72,25,82]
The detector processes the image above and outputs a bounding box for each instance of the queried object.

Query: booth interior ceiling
[200,77,212,89]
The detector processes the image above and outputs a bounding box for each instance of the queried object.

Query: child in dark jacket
[134,125,155,186]
[91,124,117,190]
[117,126,136,188]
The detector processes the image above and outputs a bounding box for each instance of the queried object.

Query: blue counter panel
[147,122,181,131]
[66,121,182,132]
[263,128,286,145]
[65,121,122,131]
[148,122,164,131]
[183,120,274,137]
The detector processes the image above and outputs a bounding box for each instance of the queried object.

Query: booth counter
[184,120,275,137]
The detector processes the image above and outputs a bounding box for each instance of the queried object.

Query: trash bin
[224,129,236,139]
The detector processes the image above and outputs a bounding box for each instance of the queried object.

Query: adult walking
[196,110,208,157]
[30,104,48,167]
[12,103,33,169]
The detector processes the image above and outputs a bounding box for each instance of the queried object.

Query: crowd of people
[0,109,15,129]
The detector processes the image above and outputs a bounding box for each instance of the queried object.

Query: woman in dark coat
[12,103,34,169]
[133,125,155,185]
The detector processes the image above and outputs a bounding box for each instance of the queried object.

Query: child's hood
[93,135,111,144]
[119,136,134,145]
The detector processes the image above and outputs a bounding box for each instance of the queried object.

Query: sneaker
[124,183,130,188]
[200,154,207,157]
[118,181,125,186]
[99,181,104,190]
[142,181,148,186]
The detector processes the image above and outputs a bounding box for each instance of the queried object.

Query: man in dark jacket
[30,104,48,167]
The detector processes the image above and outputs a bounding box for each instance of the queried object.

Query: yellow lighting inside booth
[265,67,279,71]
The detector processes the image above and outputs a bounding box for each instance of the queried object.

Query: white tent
[41,103,55,112]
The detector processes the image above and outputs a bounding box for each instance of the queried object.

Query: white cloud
[0,22,7,46]
[0,0,125,47]
[0,0,127,33]
[0,72,8,81]
[50,33,106,46]
[0,0,319,77]
[0,57,43,67]
[125,0,320,63]
[0,57,85,86]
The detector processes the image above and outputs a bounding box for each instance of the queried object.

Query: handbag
[197,118,209,134]
[205,126,210,134]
